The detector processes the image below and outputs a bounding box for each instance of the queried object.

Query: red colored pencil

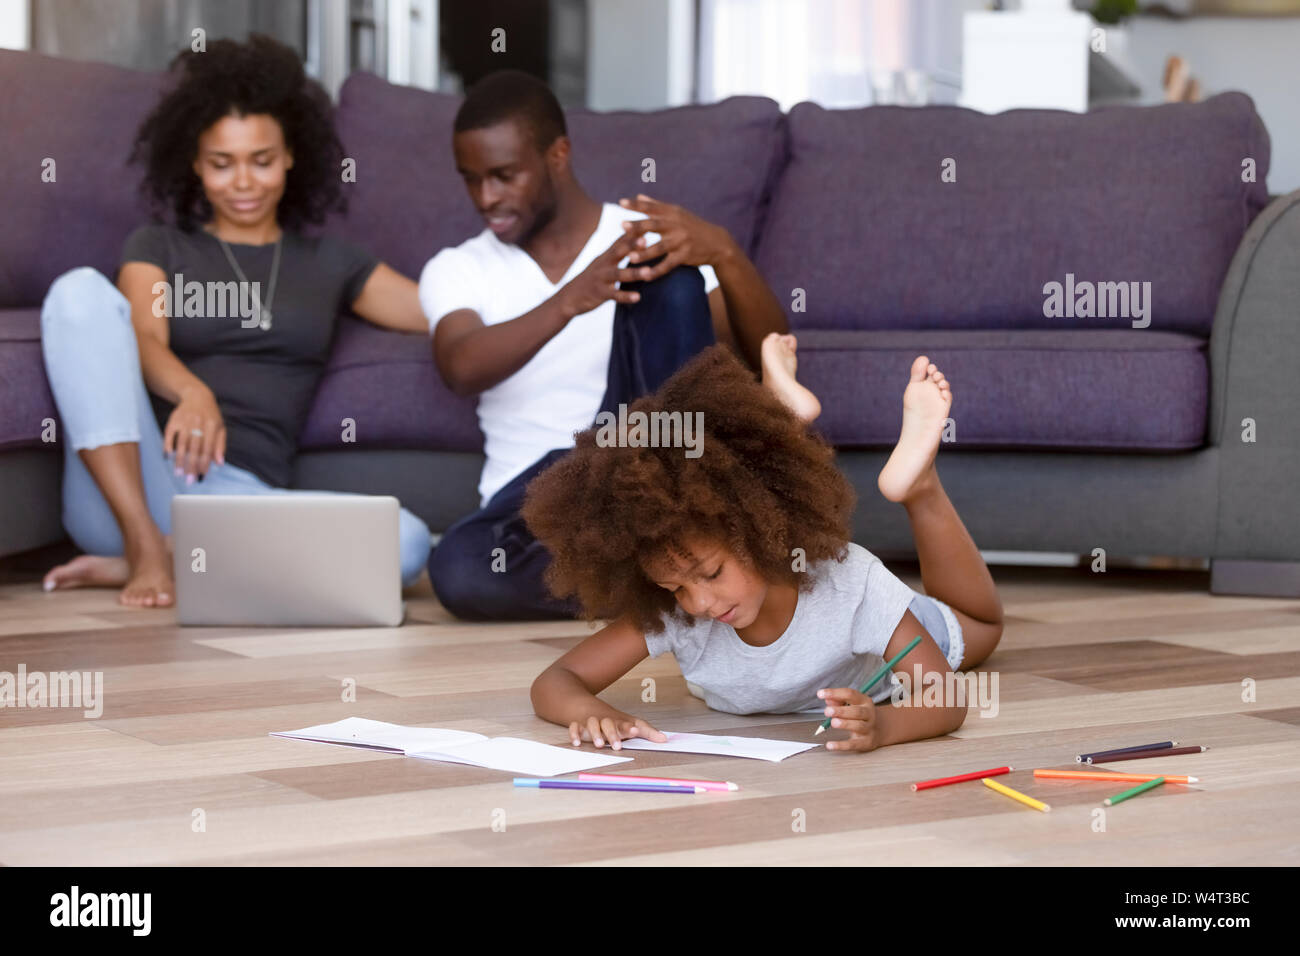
[1093,746,1207,763]
[912,766,1013,791]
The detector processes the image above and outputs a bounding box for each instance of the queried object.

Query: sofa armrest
[1208,189,1300,561]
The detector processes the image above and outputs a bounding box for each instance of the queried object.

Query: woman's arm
[117,262,226,480]
[530,614,670,748]
[350,263,428,333]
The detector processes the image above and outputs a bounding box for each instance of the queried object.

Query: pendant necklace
[217,232,282,331]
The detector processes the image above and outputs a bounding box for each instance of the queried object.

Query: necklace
[216,233,282,331]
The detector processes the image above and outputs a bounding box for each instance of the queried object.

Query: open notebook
[271,717,632,776]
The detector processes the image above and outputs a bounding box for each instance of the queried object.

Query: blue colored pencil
[1078,740,1179,763]
[513,778,705,794]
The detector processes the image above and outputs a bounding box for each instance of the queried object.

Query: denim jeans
[39,267,432,587]
[427,262,715,620]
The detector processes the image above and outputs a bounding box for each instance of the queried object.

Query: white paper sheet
[271,717,632,775]
[615,730,820,762]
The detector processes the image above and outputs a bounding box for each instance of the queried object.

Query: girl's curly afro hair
[521,344,856,635]
[130,34,345,231]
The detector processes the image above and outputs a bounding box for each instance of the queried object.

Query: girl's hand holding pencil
[569,711,670,750]
[816,686,882,752]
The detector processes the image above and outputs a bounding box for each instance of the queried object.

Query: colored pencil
[982,777,1051,812]
[815,635,922,736]
[1035,769,1198,784]
[1077,740,1179,763]
[579,773,737,791]
[513,778,704,794]
[912,766,1014,791]
[1091,746,1207,764]
[1104,776,1166,806]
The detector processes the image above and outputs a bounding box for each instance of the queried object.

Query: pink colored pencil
[579,773,737,792]
[912,766,1014,791]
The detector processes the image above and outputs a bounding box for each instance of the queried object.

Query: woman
[40,35,432,607]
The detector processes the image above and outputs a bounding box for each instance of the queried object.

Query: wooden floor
[2,555,1298,866]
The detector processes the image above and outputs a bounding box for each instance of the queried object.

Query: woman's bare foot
[760,332,821,423]
[43,554,130,591]
[877,355,952,503]
[42,537,175,608]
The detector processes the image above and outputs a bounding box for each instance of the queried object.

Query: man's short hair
[454,69,567,154]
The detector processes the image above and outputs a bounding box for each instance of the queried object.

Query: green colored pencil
[1104,776,1166,806]
[815,635,923,736]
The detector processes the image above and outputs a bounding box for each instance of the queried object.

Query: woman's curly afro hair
[130,34,345,231]
[522,344,856,635]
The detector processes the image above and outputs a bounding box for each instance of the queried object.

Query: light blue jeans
[40,267,432,587]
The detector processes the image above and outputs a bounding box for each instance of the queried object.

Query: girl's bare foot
[760,332,821,423]
[877,355,952,504]
[42,538,175,608]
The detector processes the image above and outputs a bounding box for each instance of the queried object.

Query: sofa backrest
[328,71,787,279]
[0,49,166,308]
[755,93,1271,336]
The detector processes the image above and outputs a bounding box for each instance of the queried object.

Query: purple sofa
[3,49,1298,595]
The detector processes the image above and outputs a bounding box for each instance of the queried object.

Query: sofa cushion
[796,329,1208,450]
[757,93,1271,336]
[0,50,164,308]
[297,318,482,452]
[0,309,59,451]
[328,71,786,279]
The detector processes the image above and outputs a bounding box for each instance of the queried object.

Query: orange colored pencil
[1034,769,1198,784]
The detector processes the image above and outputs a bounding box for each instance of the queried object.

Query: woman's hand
[817,686,882,752]
[164,384,226,483]
[568,710,669,751]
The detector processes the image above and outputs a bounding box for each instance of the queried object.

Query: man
[419,69,787,620]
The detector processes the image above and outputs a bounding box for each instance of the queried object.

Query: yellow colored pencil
[983,776,1051,812]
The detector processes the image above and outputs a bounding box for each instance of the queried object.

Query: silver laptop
[172,495,404,627]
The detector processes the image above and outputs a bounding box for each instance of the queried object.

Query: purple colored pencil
[513,778,704,794]
[1078,740,1179,763]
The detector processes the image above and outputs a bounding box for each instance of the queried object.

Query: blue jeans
[428,263,715,620]
[40,267,432,587]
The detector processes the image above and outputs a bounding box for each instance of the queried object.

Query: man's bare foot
[42,539,174,608]
[877,355,952,504]
[760,332,821,423]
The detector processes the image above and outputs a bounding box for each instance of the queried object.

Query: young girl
[522,334,1003,752]
[39,35,432,606]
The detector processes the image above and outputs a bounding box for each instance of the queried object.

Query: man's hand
[617,193,737,282]
[555,232,645,319]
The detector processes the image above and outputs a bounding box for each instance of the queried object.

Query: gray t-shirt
[119,224,379,488]
[643,542,918,715]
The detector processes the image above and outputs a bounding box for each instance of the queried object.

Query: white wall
[587,0,695,110]
[0,0,30,50]
[1121,16,1300,195]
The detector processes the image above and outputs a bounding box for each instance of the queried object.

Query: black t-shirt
[119,225,379,488]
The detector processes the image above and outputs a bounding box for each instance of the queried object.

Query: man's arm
[432,296,572,396]
[429,231,643,396]
[703,240,788,370]
[618,195,786,371]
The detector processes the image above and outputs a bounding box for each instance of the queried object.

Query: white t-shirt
[419,202,719,506]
